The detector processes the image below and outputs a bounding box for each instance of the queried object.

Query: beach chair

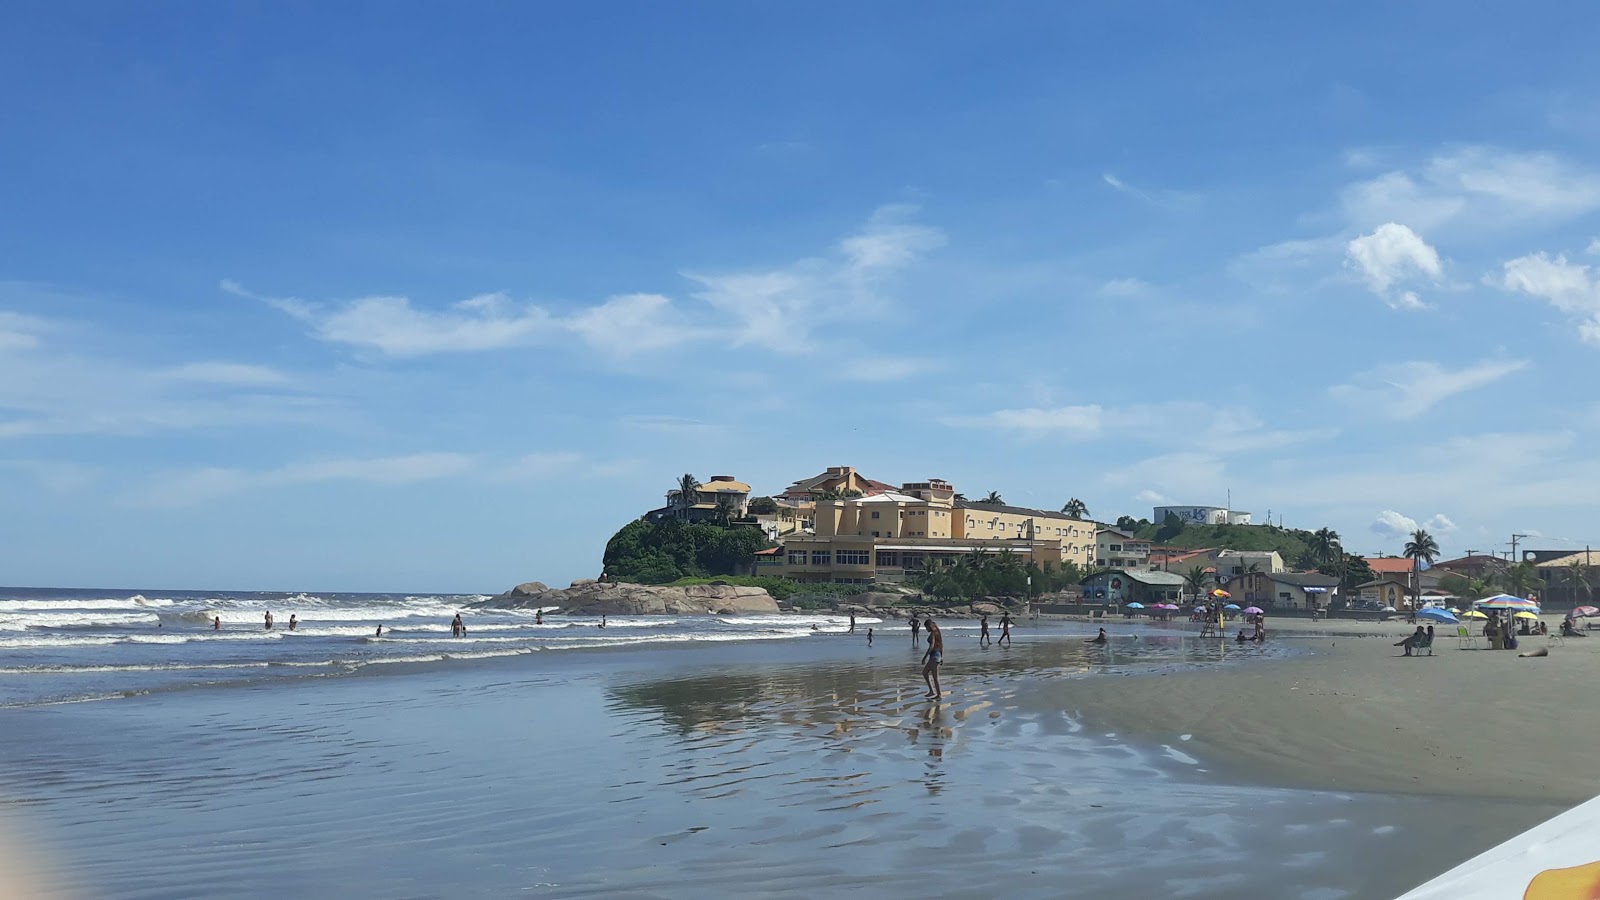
[1456,625,1476,650]
[1409,633,1433,656]
[1548,628,1565,647]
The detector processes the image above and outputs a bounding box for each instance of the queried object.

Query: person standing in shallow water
[212,616,221,631]
[979,614,991,645]
[998,613,1012,647]
[848,612,856,633]
[288,614,297,631]
[867,627,874,646]
[264,611,273,630]
[921,619,945,698]
[911,616,921,646]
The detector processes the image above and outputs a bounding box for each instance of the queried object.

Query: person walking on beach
[979,614,991,645]
[849,612,856,633]
[867,627,874,646]
[911,616,922,646]
[288,614,297,632]
[921,619,945,698]
[998,613,1013,647]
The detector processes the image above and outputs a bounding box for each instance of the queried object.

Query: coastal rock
[474,580,779,616]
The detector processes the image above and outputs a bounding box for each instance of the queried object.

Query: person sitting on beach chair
[1561,619,1587,637]
[1395,626,1426,656]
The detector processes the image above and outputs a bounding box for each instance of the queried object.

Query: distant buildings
[1224,571,1340,610]
[775,476,1097,583]
[1095,527,1151,568]
[1154,505,1252,526]
[645,475,752,524]
[1081,569,1186,605]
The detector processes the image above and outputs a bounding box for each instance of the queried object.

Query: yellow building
[774,478,1095,584]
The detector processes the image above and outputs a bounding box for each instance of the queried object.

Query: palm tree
[669,472,701,503]
[978,491,1005,506]
[713,494,739,526]
[1061,498,1090,519]
[1183,565,1211,605]
[953,493,968,502]
[1309,527,1342,567]
[1402,528,1440,612]
[1566,559,1594,606]
[1501,561,1540,599]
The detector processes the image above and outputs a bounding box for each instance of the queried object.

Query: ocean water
[2,587,1500,898]
[0,586,887,708]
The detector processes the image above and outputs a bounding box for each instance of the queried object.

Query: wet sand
[0,622,1587,898]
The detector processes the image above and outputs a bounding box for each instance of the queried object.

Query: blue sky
[5,2,1600,591]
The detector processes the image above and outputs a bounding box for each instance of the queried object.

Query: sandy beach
[1,617,1593,899]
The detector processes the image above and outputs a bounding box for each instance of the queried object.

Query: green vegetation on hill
[602,520,771,585]
[1132,521,1313,563]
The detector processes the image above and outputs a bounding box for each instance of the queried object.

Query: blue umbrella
[1223,603,1241,611]
[1417,607,1458,623]
[1125,602,1145,609]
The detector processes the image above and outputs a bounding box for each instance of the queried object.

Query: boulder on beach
[474,580,779,616]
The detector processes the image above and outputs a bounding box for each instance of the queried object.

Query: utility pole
[1509,534,1529,563]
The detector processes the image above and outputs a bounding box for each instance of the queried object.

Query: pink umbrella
[1569,606,1599,619]
[1242,606,1264,615]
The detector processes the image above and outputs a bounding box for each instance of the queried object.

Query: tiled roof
[1364,557,1414,574]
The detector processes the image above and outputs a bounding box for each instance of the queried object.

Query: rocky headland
[473,579,780,616]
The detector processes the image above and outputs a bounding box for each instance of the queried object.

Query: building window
[787,551,807,565]
[877,551,900,566]
[871,511,881,519]
[838,550,870,565]
[871,531,879,537]
[811,551,831,566]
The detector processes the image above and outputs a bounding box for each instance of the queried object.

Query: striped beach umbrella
[1475,594,1541,612]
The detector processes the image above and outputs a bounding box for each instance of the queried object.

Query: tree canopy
[602,520,771,584]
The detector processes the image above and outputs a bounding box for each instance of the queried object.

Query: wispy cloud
[1330,359,1529,420]
[135,452,476,507]
[0,309,328,439]
[1493,249,1600,345]
[686,204,944,353]
[1099,277,1152,297]
[943,402,1330,453]
[233,205,943,360]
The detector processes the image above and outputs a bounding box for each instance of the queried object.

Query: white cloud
[495,451,587,481]
[1342,147,1600,231]
[687,204,943,353]
[1330,359,1528,420]
[1135,489,1173,505]
[136,452,475,506]
[1494,250,1600,344]
[947,404,1106,437]
[1425,514,1458,533]
[563,293,691,355]
[237,206,943,360]
[1372,510,1419,539]
[1345,223,1442,309]
[1587,239,1600,256]
[1100,278,1151,297]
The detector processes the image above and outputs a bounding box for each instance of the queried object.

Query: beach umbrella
[1210,589,1231,599]
[1223,603,1241,611]
[1417,607,1458,623]
[1381,606,1397,612]
[1476,594,1540,612]
[1513,611,1540,620]
[1242,606,1264,615]
[1462,609,1488,619]
[1125,602,1145,609]
[1569,606,1599,619]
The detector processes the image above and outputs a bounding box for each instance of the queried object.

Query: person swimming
[1087,628,1108,645]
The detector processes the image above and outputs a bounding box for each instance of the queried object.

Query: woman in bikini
[921,619,945,698]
